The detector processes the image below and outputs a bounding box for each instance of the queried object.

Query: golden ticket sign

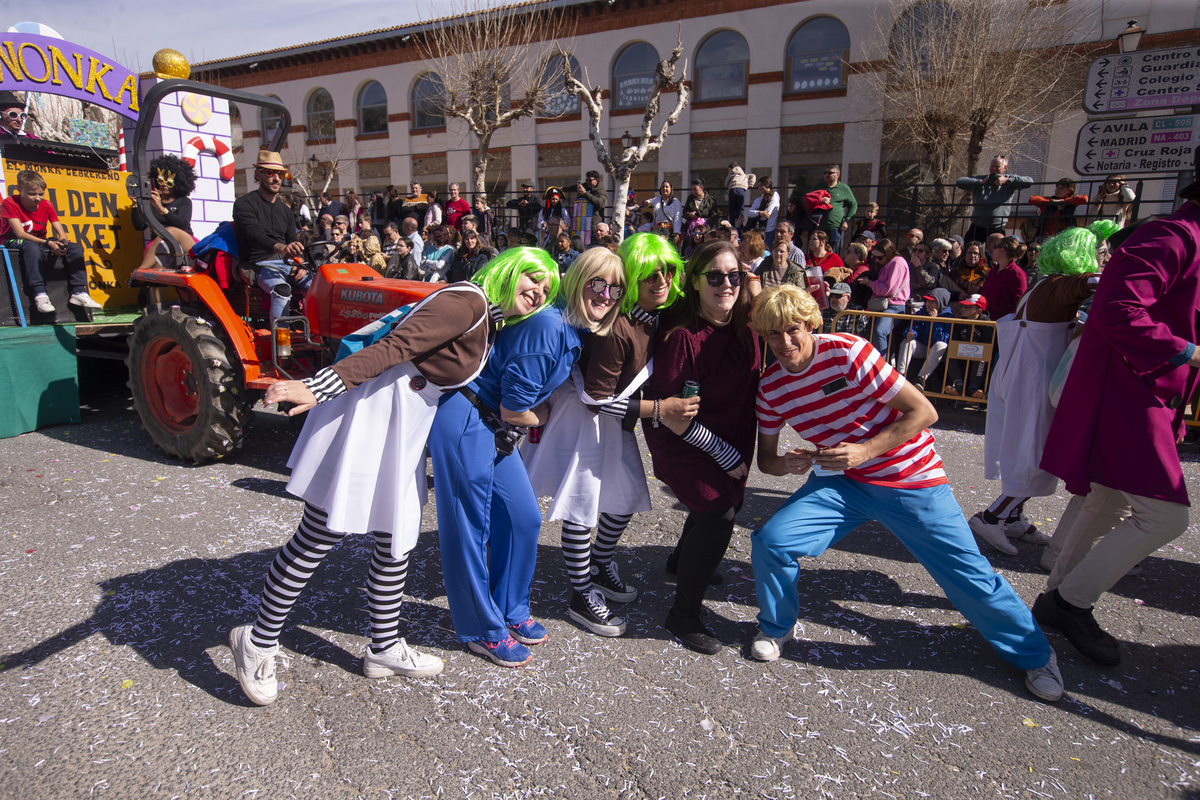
[4,158,142,307]
[0,34,139,119]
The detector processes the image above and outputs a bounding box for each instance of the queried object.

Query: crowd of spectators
[278,160,1127,402]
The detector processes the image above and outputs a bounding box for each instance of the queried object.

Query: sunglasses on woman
[587,277,625,300]
[641,267,676,284]
[702,270,743,288]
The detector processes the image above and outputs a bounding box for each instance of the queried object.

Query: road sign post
[1084,46,1200,114]
[1074,114,1199,176]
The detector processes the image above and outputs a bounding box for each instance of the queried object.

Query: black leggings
[671,507,737,616]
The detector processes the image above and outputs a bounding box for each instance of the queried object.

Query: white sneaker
[969,513,1018,556]
[229,624,281,706]
[68,292,102,309]
[1024,649,1064,702]
[1040,544,1060,572]
[1005,513,1051,545]
[750,627,794,662]
[33,293,54,313]
[363,639,444,679]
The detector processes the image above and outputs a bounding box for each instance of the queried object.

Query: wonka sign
[0,34,138,119]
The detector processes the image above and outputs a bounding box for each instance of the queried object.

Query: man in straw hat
[232,150,310,323]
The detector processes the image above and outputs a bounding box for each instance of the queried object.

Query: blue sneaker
[467,636,532,667]
[507,618,548,645]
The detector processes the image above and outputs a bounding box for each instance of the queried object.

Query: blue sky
[19,2,487,73]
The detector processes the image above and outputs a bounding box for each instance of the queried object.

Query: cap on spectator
[521,181,534,188]
[960,293,987,310]
[857,230,876,242]
[950,235,964,246]
[829,282,852,296]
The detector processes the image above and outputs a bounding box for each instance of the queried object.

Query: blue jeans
[9,240,88,295]
[870,303,906,356]
[427,392,543,643]
[825,227,843,253]
[255,259,313,322]
[751,476,1050,670]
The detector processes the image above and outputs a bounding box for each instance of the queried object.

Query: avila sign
[1083,46,1200,114]
[1074,114,1198,175]
[0,33,138,119]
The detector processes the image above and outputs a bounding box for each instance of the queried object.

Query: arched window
[260,97,284,144]
[307,88,334,140]
[539,53,581,117]
[612,42,658,110]
[890,2,956,81]
[411,72,445,130]
[356,81,388,134]
[786,17,851,92]
[229,103,243,152]
[695,31,749,101]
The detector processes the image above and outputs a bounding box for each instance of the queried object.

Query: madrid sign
[1074,114,1198,175]
[1084,46,1200,114]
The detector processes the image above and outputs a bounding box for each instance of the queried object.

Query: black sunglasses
[702,270,743,288]
[586,277,625,300]
[641,267,676,284]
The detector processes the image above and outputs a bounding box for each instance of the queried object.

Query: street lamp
[621,130,632,149]
[1117,20,1144,54]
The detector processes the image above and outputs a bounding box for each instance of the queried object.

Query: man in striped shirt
[746,284,1064,702]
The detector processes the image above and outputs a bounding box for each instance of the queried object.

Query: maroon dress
[641,313,761,512]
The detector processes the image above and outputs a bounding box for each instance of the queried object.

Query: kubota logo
[339,287,386,305]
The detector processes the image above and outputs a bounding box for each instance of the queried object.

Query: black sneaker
[1032,590,1121,666]
[591,561,638,603]
[569,588,626,637]
[664,554,724,586]
[664,610,722,655]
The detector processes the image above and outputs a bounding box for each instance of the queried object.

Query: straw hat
[253,150,286,170]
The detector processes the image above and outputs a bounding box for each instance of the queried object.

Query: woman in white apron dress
[969,221,1111,557]
[227,251,556,706]
[522,234,698,636]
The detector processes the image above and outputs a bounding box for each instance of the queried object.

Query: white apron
[521,362,652,527]
[285,284,492,557]
[984,287,1077,497]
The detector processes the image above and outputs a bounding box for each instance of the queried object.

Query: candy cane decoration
[118,126,126,172]
[181,135,235,181]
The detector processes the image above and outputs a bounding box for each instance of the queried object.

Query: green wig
[616,233,683,314]
[470,246,560,323]
[1036,220,1119,276]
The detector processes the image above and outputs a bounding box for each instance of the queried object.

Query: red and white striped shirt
[756,333,947,488]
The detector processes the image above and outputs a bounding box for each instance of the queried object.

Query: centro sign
[1084,46,1200,114]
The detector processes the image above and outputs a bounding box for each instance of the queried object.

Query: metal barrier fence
[828,309,996,403]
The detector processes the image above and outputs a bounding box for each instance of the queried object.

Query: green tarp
[0,326,79,439]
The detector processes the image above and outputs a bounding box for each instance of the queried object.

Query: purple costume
[1040,201,1200,505]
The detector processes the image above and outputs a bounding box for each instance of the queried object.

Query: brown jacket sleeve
[331,290,485,389]
[582,325,631,402]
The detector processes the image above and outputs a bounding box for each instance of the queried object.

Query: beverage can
[682,381,700,398]
[527,425,543,444]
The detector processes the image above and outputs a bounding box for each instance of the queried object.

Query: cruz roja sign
[1074,114,1198,175]
[1084,45,1200,114]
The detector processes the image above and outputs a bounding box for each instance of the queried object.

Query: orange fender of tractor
[130,266,263,383]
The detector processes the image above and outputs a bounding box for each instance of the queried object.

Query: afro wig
[1036,219,1118,276]
[149,154,197,198]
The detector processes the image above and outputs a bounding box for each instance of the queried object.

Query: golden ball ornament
[152,49,191,80]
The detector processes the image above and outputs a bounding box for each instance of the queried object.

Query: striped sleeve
[755,363,786,435]
[681,420,743,471]
[302,367,347,403]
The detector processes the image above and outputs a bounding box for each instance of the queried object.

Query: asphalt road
[0,362,1197,799]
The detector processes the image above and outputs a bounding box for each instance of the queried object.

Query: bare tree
[861,0,1091,231]
[415,1,576,197]
[564,33,690,239]
[284,137,351,215]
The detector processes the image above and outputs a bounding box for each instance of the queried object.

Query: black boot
[1032,589,1121,666]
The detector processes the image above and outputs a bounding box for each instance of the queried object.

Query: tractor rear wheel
[126,306,254,462]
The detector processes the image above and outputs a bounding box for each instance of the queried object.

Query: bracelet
[745,274,761,282]
[652,399,661,428]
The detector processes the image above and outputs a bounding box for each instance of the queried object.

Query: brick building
[196,0,1200,218]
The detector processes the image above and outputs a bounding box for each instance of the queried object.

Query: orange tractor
[126,79,434,462]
